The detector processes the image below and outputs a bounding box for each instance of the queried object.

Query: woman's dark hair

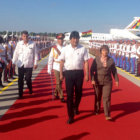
[100,45,109,53]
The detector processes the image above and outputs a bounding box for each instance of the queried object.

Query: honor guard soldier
[130,40,137,74]
[136,42,140,76]
[119,40,124,68]
[0,36,9,87]
[7,37,15,79]
[9,36,17,76]
[3,39,11,83]
[122,41,127,70]
[47,33,65,103]
[125,41,131,72]
[12,31,38,98]
[116,41,120,67]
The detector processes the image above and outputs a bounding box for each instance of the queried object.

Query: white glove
[47,69,52,75]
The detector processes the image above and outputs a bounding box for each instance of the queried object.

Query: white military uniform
[119,44,123,56]
[0,44,8,65]
[122,43,126,57]
[125,45,131,58]
[113,43,118,54]
[136,45,140,59]
[130,44,137,58]
[47,44,64,74]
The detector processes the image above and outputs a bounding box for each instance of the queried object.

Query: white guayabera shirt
[59,44,89,70]
[12,40,38,68]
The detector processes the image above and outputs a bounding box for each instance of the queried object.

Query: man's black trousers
[64,70,84,119]
[18,66,33,97]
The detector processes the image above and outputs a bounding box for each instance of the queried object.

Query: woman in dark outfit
[90,45,119,120]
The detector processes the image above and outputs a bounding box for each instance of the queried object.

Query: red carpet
[0,59,140,140]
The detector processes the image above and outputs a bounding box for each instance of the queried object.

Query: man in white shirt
[12,31,38,98]
[119,40,123,68]
[136,42,140,76]
[0,36,9,87]
[47,33,65,103]
[59,31,89,124]
[2,40,11,83]
[7,37,14,79]
[112,41,117,65]
[125,41,131,72]
[122,41,127,70]
[130,41,137,74]
[116,41,120,67]
[9,36,17,77]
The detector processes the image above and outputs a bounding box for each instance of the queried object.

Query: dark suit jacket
[90,56,119,85]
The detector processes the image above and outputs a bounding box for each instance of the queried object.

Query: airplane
[64,17,140,44]
[110,17,140,40]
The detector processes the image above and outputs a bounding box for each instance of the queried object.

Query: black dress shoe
[60,98,65,103]
[67,118,74,124]
[29,89,33,94]
[0,84,5,88]
[129,72,135,74]
[94,111,99,115]
[74,109,80,115]
[4,80,11,83]
[14,74,18,76]
[18,94,23,99]
[11,77,16,79]
[54,95,59,100]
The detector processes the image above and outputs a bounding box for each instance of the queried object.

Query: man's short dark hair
[70,31,80,40]
[21,30,28,35]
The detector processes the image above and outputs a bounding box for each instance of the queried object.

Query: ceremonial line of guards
[0,35,51,88]
[89,40,140,76]
[33,38,52,60]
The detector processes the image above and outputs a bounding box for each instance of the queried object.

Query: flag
[81,30,92,37]
[130,20,140,29]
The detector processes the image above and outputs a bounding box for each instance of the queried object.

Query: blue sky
[0,0,140,33]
